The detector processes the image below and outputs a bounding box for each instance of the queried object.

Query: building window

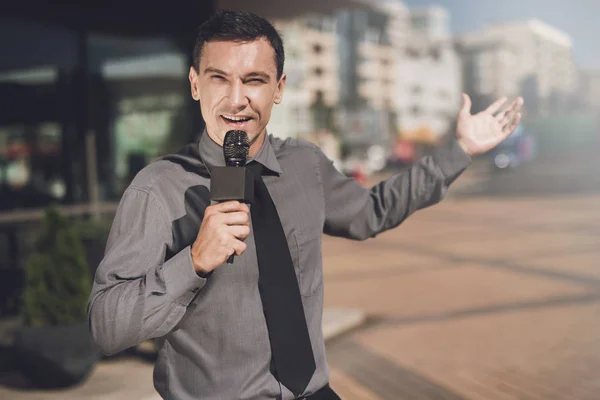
[429,46,441,61]
[406,47,420,58]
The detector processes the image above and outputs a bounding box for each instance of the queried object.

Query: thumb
[460,93,472,116]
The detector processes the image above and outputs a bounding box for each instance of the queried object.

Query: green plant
[22,205,91,327]
[72,217,111,245]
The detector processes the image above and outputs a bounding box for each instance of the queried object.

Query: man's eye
[248,79,265,84]
[211,75,226,81]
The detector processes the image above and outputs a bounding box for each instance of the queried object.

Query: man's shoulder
[127,147,207,196]
[127,159,185,193]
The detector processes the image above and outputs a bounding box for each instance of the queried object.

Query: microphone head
[223,130,250,167]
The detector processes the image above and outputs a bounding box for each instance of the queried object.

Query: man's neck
[248,132,266,158]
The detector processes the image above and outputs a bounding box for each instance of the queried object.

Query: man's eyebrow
[203,68,271,82]
[244,72,271,81]
[204,67,229,75]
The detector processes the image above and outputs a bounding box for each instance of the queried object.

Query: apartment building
[458,19,577,116]
[395,5,462,142]
[581,68,600,111]
[352,1,409,112]
[270,14,340,139]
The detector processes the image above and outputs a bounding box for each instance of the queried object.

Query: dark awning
[3,0,216,37]
[4,0,375,37]
[217,0,374,20]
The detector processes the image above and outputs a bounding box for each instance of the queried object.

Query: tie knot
[247,161,266,176]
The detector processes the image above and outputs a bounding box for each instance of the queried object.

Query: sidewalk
[321,191,600,400]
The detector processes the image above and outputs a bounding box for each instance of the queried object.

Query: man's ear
[274,73,286,104]
[189,66,200,101]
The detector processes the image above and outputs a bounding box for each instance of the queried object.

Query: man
[88,10,523,400]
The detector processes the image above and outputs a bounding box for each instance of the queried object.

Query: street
[325,158,600,399]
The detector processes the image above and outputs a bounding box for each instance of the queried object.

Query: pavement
[322,159,600,399]
[3,154,600,399]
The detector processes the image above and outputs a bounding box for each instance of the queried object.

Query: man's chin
[220,127,262,141]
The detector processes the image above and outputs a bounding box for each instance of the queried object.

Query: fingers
[485,97,507,115]
[216,227,249,258]
[228,224,251,240]
[208,201,249,214]
[204,202,250,225]
[495,96,524,125]
[503,112,522,135]
[192,202,252,273]
[459,93,472,116]
[220,211,250,226]
[231,239,247,256]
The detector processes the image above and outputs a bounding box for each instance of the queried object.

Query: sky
[397,0,600,69]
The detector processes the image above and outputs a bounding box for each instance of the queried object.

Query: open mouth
[221,115,252,126]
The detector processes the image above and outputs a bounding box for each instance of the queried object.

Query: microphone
[210,130,254,264]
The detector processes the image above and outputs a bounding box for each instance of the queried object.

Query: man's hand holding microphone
[190,130,254,276]
[191,201,250,276]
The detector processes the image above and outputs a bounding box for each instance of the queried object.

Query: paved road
[324,168,600,399]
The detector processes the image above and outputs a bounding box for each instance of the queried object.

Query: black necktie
[247,162,316,396]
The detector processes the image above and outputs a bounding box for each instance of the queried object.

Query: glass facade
[0,18,205,212]
[0,19,78,210]
[0,8,214,284]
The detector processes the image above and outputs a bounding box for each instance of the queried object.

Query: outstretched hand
[456,93,524,156]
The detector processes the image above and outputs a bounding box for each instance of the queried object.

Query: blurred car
[488,124,535,171]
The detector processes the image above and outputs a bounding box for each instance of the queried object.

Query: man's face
[189,38,286,155]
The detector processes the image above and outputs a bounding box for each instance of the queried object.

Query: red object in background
[5,142,31,158]
[393,139,416,163]
[520,136,533,160]
[351,167,366,185]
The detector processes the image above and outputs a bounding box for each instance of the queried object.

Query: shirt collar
[198,129,283,175]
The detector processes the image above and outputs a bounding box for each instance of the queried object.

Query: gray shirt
[88,131,471,400]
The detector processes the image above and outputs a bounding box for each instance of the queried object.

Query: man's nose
[228,81,249,110]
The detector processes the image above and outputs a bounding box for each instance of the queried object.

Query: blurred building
[0,21,197,209]
[267,19,313,140]
[395,5,462,143]
[270,14,340,140]
[456,40,521,112]
[581,68,600,111]
[409,5,450,41]
[272,1,411,156]
[458,19,578,116]
[334,2,410,155]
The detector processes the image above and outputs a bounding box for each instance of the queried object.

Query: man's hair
[192,11,285,80]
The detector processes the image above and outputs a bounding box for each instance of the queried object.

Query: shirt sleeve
[87,187,206,355]
[319,138,471,240]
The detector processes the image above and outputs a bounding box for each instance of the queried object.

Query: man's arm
[87,187,206,355]
[320,138,471,240]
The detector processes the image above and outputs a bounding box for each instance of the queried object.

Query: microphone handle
[227,254,235,264]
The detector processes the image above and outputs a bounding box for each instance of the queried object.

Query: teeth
[223,115,250,122]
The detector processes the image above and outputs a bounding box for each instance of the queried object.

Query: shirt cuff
[431,138,472,184]
[163,246,207,304]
